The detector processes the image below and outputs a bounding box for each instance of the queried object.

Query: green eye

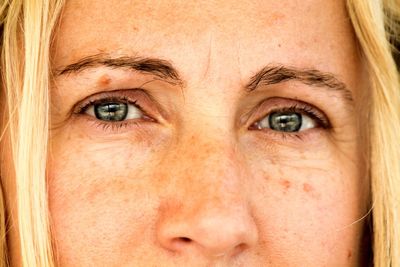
[269,112,302,132]
[94,103,128,121]
[85,102,143,121]
[256,112,316,132]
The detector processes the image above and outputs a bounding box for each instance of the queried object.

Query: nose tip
[156,139,258,259]
[157,208,258,258]
[191,216,257,257]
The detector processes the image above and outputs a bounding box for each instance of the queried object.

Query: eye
[254,111,318,132]
[85,101,144,121]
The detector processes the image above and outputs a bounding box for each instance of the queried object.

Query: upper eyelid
[72,89,147,114]
[76,97,136,114]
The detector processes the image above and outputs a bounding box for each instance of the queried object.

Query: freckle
[98,74,111,86]
[268,158,276,165]
[269,12,285,24]
[347,250,352,259]
[280,179,291,191]
[303,183,313,193]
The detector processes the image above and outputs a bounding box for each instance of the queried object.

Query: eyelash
[274,104,329,128]
[93,120,141,132]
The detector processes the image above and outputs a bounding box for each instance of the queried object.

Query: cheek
[47,131,162,265]
[248,147,366,264]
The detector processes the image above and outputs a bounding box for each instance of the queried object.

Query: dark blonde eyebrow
[56,54,353,103]
[55,53,182,84]
[245,64,354,102]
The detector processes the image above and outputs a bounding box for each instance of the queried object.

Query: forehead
[53,0,359,88]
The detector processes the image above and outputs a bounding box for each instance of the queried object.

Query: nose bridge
[183,138,245,211]
[175,133,244,195]
[156,135,258,258]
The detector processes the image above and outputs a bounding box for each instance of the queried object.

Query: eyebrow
[56,53,182,84]
[245,65,354,102]
[56,54,353,103]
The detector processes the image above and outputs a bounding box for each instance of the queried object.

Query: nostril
[169,237,193,251]
[232,243,247,256]
[178,237,192,243]
[171,236,193,246]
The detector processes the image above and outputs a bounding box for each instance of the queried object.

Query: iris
[268,112,302,132]
[94,103,128,121]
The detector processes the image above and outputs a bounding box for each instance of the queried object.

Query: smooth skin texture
[2,0,371,266]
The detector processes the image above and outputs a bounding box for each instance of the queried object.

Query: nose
[156,142,258,259]
[157,202,258,258]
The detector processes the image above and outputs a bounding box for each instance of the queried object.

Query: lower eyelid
[250,126,326,145]
[77,114,156,134]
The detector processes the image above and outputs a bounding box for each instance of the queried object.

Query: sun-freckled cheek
[239,132,364,262]
[47,123,167,265]
[250,165,362,263]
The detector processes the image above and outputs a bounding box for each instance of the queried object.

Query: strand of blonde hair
[347,0,400,266]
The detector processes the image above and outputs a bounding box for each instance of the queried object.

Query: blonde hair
[1,1,64,266]
[347,0,400,266]
[0,0,399,266]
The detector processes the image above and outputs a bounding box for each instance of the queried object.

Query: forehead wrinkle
[200,32,213,82]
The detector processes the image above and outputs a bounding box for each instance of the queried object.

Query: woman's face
[4,0,371,266]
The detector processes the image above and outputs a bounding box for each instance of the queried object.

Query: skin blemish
[279,179,291,192]
[347,250,352,259]
[303,183,313,193]
[302,183,321,200]
[267,12,285,26]
[97,74,112,86]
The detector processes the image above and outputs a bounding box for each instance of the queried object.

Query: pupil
[269,112,302,132]
[94,103,128,121]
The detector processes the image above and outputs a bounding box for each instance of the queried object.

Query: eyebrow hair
[57,54,353,103]
[245,65,354,102]
[56,53,182,84]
